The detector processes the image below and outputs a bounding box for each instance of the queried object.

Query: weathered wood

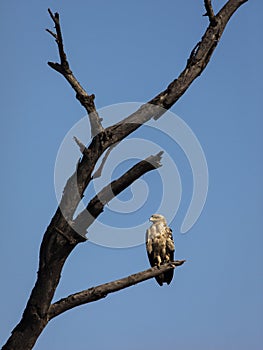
[48,260,186,319]
[46,9,104,137]
[74,151,163,234]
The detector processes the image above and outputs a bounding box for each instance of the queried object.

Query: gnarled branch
[56,0,249,226]
[50,0,249,228]
[73,151,163,235]
[48,260,186,320]
[46,9,104,137]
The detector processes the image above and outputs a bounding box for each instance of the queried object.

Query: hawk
[146,214,175,286]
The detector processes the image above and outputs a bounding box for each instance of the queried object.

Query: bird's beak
[149,216,153,222]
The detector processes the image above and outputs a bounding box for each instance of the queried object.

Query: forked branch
[203,0,217,25]
[73,151,163,235]
[46,9,104,137]
[48,0,248,225]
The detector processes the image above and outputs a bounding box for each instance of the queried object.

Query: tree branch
[46,9,104,137]
[57,0,248,226]
[118,0,247,123]
[203,0,217,25]
[1,151,163,350]
[48,260,185,319]
[73,151,163,235]
[49,0,249,224]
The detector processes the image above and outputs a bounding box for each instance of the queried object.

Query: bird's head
[149,214,166,224]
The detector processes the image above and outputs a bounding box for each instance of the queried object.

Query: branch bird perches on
[48,260,185,320]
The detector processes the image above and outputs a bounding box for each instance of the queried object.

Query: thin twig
[47,8,104,137]
[48,260,185,319]
[46,28,57,39]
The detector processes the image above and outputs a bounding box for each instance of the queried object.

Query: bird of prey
[146,214,175,286]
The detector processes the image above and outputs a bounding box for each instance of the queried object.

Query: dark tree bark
[2,1,248,349]
[48,260,186,320]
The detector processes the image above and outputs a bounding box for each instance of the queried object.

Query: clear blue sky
[1,1,262,349]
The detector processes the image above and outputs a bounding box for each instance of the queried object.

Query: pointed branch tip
[48,8,60,23]
[73,136,86,153]
[46,28,57,39]
[48,8,56,22]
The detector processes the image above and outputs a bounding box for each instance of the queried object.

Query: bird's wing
[146,228,154,267]
[162,226,175,285]
[166,227,175,257]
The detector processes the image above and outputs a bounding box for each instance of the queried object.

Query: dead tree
[2,1,248,349]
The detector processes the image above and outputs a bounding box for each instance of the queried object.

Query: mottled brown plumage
[146,214,175,286]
